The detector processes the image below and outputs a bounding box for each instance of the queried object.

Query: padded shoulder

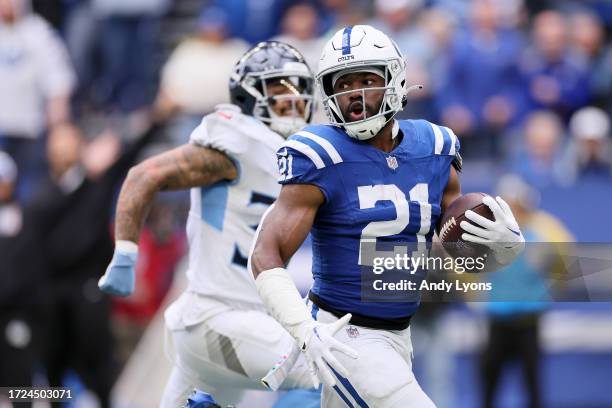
[276,126,347,201]
[399,119,460,157]
[280,125,346,172]
[190,104,284,158]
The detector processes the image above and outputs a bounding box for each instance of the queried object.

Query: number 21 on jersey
[278,150,293,181]
[357,183,431,265]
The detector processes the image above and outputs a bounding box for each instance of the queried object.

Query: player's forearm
[255,267,315,344]
[251,185,324,339]
[252,230,317,345]
[251,209,316,342]
[115,144,238,243]
[114,163,160,243]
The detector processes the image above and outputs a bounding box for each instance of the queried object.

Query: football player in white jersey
[98,41,317,406]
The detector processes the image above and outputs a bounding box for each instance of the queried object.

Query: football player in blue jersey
[249,25,525,407]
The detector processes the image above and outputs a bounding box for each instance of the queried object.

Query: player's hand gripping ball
[439,192,525,266]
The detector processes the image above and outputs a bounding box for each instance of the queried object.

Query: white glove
[300,314,358,389]
[254,268,358,389]
[460,195,525,265]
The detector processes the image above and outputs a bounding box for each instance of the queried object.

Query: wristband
[115,240,138,254]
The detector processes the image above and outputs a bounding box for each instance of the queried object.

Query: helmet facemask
[317,59,407,141]
[241,70,314,138]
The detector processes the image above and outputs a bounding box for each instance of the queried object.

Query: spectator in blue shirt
[518,10,591,121]
[508,110,565,188]
[211,0,289,44]
[569,11,612,112]
[437,0,525,158]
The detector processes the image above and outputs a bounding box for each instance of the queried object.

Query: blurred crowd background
[0,0,611,407]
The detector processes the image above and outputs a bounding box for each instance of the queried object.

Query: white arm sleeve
[255,267,315,346]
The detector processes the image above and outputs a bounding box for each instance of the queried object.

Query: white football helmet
[317,25,408,140]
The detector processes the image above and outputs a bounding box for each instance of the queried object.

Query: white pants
[307,300,436,408]
[160,292,312,407]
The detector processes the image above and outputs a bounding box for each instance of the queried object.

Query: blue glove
[98,245,137,297]
[185,389,221,408]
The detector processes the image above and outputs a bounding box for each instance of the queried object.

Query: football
[439,192,495,259]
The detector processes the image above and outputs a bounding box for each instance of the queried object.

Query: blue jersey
[277,120,460,320]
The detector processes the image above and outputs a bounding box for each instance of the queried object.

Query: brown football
[439,192,495,259]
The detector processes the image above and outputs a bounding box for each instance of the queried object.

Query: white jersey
[185,104,283,306]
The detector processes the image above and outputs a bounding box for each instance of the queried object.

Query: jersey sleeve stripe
[295,131,343,164]
[442,126,458,156]
[430,123,444,155]
[283,140,326,169]
[292,135,335,167]
[439,126,453,155]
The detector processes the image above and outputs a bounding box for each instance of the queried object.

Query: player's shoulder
[203,104,268,135]
[192,104,284,156]
[398,119,460,157]
[290,124,349,148]
[279,124,347,171]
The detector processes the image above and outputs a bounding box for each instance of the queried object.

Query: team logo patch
[386,156,399,170]
[346,326,359,338]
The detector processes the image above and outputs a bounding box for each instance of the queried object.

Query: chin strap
[391,120,400,139]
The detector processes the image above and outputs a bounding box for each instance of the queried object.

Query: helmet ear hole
[321,74,334,97]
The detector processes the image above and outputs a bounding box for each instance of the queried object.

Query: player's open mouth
[348,101,366,121]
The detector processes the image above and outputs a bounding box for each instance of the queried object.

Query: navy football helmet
[229,41,314,137]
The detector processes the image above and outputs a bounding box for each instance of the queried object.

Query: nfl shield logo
[346,326,359,338]
[386,156,399,170]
